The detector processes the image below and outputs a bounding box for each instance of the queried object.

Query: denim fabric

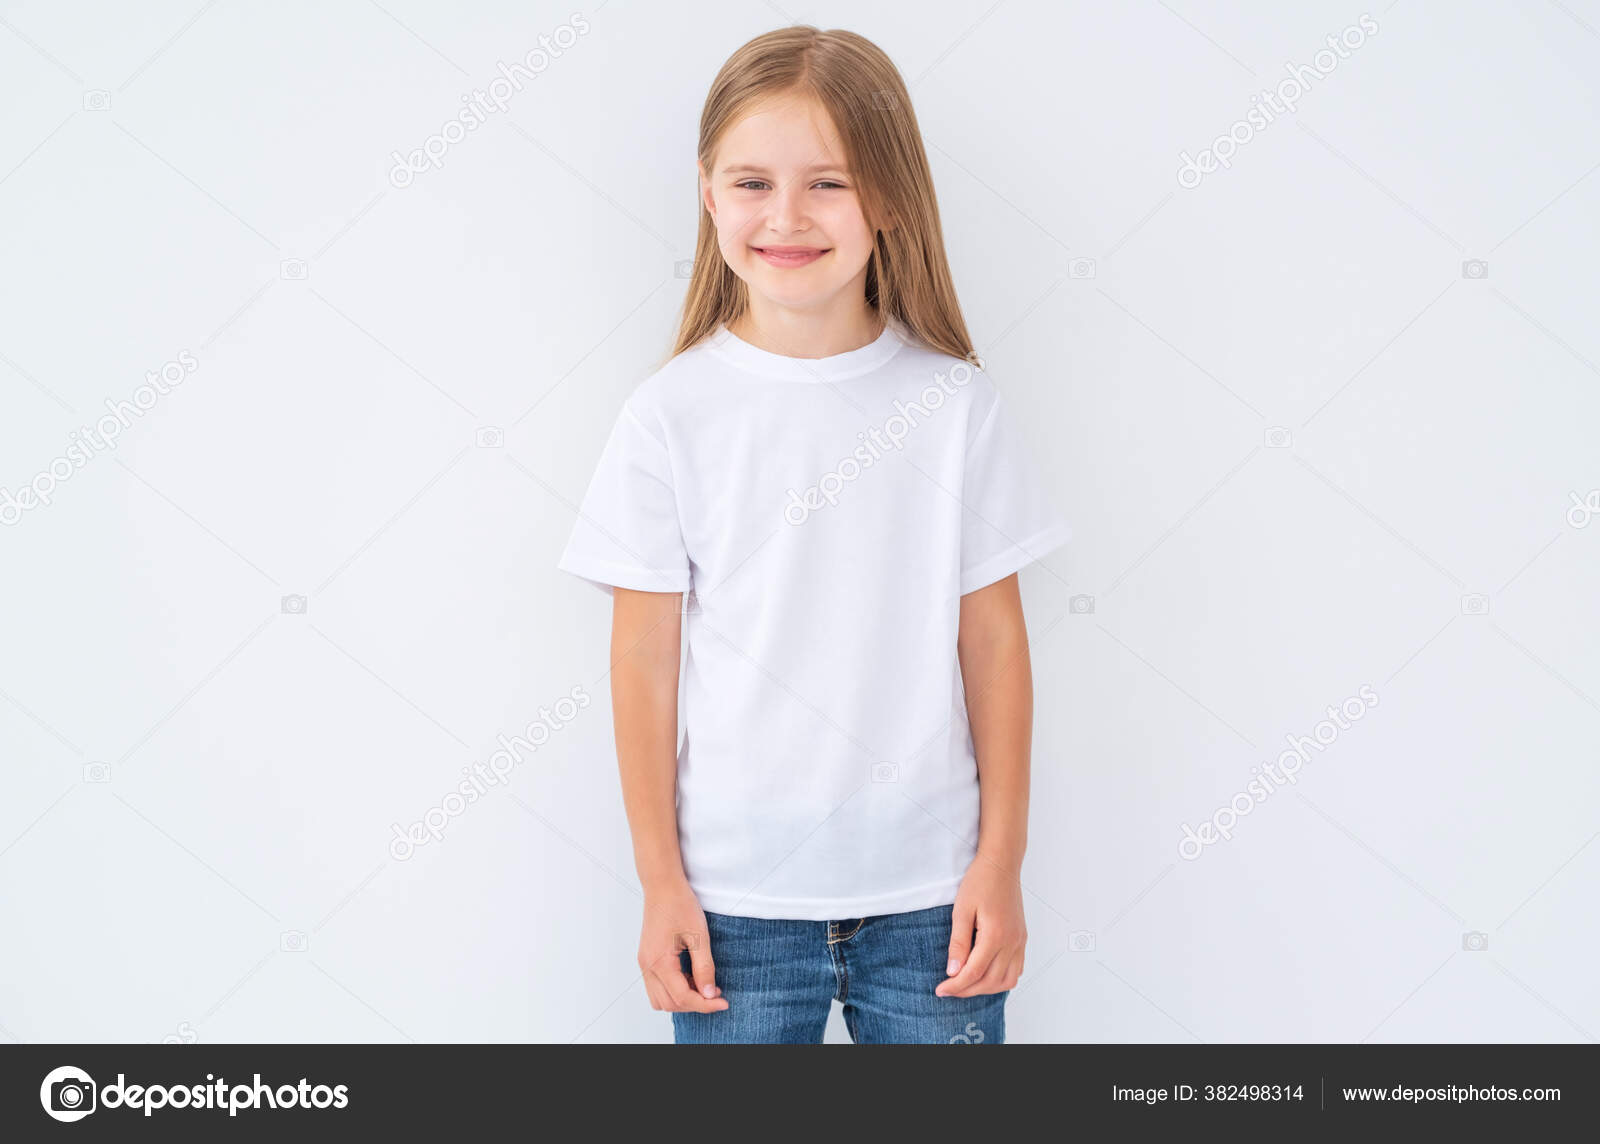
[672,902,1007,1044]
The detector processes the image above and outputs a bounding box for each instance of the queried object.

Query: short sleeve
[959,386,1070,595]
[557,401,692,595]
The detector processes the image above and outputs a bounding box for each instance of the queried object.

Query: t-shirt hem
[959,520,1071,595]
[556,551,690,596]
[689,874,965,920]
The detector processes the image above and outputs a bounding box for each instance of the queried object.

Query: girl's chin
[742,284,840,307]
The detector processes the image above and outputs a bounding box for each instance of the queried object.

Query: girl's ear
[697,162,716,221]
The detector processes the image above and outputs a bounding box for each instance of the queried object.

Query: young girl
[558,26,1068,1044]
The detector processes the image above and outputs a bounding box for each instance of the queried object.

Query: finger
[642,947,696,1009]
[655,958,727,1013]
[958,945,1021,997]
[649,961,695,1012]
[642,945,683,980]
[640,951,676,1011]
[937,930,1000,997]
[684,947,716,1004]
[969,960,1013,996]
[641,955,674,1011]
[1005,951,1025,989]
[945,901,977,978]
[643,975,667,1011]
[687,937,721,1000]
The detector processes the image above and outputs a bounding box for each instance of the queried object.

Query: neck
[729,292,884,359]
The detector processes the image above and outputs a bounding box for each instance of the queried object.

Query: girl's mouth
[753,246,828,267]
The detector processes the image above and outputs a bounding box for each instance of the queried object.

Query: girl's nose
[766,184,808,233]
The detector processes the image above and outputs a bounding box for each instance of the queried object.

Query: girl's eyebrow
[720,163,848,176]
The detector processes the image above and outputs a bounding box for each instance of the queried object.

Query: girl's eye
[732,180,848,191]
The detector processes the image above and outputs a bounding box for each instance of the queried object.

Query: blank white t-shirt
[558,317,1068,920]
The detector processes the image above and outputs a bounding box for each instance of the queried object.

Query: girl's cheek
[823,204,870,240]
[716,203,760,243]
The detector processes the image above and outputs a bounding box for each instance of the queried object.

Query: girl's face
[699,94,877,315]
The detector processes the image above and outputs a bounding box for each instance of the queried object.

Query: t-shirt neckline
[706,316,906,382]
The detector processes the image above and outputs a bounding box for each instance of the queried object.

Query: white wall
[1,0,1597,1043]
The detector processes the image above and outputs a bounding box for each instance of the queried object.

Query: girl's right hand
[639,880,729,1013]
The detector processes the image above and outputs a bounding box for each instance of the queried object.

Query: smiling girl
[558,25,1068,1044]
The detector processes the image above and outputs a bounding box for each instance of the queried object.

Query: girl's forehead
[716,94,848,167]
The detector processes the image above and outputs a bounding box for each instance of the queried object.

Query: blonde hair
[672,26,979,367]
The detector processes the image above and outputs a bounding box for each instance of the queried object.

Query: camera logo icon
[1069,594,1095,615]
[1068,257,1097,280]
[1462,931,1489,952]
[871,761,899,783]
[1460,593,1490,616]
[40,1066,97,1122]
[281,594,308,615]
[673,259,695,279]
[1461,259,1489,280]
[82,762,111,784]
[83,91,111,111]
[1069,929,1097,952]
[475,426,504,448]
[280,930,308,953]
[1264,426,1292,449]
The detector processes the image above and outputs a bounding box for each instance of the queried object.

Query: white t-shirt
[558,317,1069,920]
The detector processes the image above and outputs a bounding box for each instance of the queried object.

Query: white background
[2,0,1598,1044]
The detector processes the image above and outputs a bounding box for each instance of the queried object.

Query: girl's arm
[937,572,1031,998]
[611,587,728,1013]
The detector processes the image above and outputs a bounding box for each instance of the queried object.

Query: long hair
[672,26,979,367]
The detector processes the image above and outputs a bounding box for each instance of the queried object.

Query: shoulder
[616,340,720,441]
[889,332,1000,426]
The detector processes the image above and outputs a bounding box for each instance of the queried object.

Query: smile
[753,246,828,267]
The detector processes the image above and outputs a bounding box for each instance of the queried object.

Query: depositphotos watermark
[1178,684,1379,859]
[1,350,199,526]
[388,685,590,859]
[388,12,592,187]
[783,361,975,525]
[40,1065,347,1122]
[155,1020,199,1045]
[1177,14,1379,189]
[1567,489,1600,529]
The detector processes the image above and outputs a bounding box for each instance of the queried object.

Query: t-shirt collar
[707,316,906,382]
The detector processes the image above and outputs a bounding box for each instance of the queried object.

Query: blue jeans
[672,902,1007,1044]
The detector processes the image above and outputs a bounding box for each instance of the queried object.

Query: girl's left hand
[936,857,1027,997]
